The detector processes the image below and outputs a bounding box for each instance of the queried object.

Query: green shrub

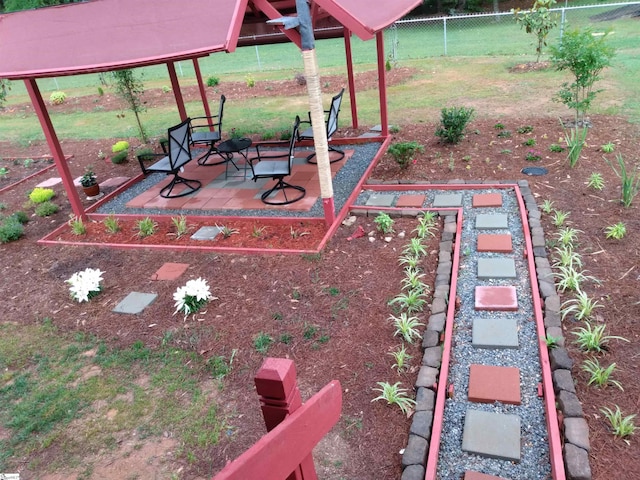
[49,91,67,105]
[10,211,29,224]
[435,106,475,144]
[111,151,128,164]
[206,76,220,87]
[34,201,59,217]
[111,141,130,153]
[0,217,24,243]
[28,187,55,204]
[387,141,425,169]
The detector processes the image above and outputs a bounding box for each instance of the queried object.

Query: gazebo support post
[193,58,213,127]
[25,78,85,219]
[297,0,335,227]
[376,31,389,137]
[343,28,358,129]
[167,61,188,122]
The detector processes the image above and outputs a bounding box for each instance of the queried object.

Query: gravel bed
[435,189,551,479]
[96,142,380,218]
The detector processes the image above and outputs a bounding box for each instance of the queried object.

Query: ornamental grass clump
[173,277,215,317]
[66,268,104,302]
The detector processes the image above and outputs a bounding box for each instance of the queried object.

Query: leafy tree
[112,69,148,143]
[513,0,558,63]
[549,27,615,125]
[0,79,10,108]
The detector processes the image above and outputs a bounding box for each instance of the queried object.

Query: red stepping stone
[475,286,518,311]
[468,364,521,405]
[477,233,512,253]
[473,193,502,207]
[151,262,190,281]
[396,194,426,208]
[465,472,510,480]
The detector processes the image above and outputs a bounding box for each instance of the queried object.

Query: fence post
[254,358,316,480]
[443,17,448,56]
[560,7,566,38]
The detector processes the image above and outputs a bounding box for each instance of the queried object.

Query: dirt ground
[1,69,639,479]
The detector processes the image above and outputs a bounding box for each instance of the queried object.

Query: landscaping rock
[564,417,590,451]
[552,369,576,394]
[402,435,429,468]
[563,443,592,480]
[558,390,584,418]
[409,411,433,440]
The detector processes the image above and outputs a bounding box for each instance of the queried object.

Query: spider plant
[587,172,605,191]
[553,245,583,268]
[251,224,267,238]
[413,212,437,239]
[554,264,597,292]
[371,382,416,415]
[581,358,623,390]
[540,199,554,214]
[604,222,626,240]
[401,267,428,293]
[135,217,157,238]
[561,289,603,321]
[170,215,191,239]
[388,312,424,343]
[388,289,427,315]
[398,253,421,269]
[600,406,637,438]
[218,225,239,238]
[555,227,582,247]
[68,216,86,235]
[402,237,427,258]
[572,322,629,353]
[552,210,570,227]
[388,344,412,372]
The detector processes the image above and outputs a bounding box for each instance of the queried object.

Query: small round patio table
[217,138,252,180]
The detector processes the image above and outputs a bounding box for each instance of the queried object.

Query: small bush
[387,141,424,169]
[294,73,306,86]
[34,201,59,217]
[206,76,220,87]
[28,187,55,204]
[49,91,67,105]
[0,217,24,243]
[111,151,128,164]
[111,141,130,153]
[435,106,474,144]
[10,211,29,224]
[245,74,255,88]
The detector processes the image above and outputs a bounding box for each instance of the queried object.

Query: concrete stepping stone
[468,364,521,405]
[472,317,519,349]
[100,176,130,189]
[475,286,518,311]
[477,258,516,279]
[396,194,426,208]
[365,193,396,207]
[113,292,157,314]
[475,213,508,230]
[433,193,463,208]
[191,225,224,241]
[464,471,510,480]
[151,262,189,281]
[36,177,62,188]
[477,234,512,253]
[462,409,521,461]
[472,192,502,208]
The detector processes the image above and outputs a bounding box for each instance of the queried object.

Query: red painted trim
[425,207,463,480]
[0,157,68,195]
[322,197,335,227]
[376,31,388,137]
[167,62,187,122]
[514,185,566,480]
[25,79,85,219]
[343,29,358,130]
[225,0,250,52]
[193,58,213,122]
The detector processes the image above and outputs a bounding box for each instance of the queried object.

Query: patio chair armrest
[137,152,164,175]
[190,115,221,130]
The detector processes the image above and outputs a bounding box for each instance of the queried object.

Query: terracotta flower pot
[82,184,100,197]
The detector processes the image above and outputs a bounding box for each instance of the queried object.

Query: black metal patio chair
[249,116,305,205]
[137,118,201,198]
[297,88,345,164]
[190,94,226,165]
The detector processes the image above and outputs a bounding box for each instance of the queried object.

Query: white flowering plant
[173,277,215,317]
[66,268,104,302]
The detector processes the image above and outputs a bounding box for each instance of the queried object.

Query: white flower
[173,277,215,316]
[66,268,104,302]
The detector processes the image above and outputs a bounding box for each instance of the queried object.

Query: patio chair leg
[159,175,202,198]
[197,147,226,166]
[261,178,306,205]
[306,145,345,164]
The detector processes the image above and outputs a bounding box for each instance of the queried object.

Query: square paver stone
[477,234,512,253]
[433,193,463,208]
[36,177,62,188]
[113,292,158,315]
[468,364,521,405]
[473,192,503,207]
[462,409,521,461]
[396,194,426,208]
[475,286,518,311]
[472,317,519,349]
[152,262,190,281]
[365,193,396,207]
[477,258,516,279]
[191,225,224,241]
[475,214,509,230]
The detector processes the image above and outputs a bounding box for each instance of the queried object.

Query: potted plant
[80,167,100,197]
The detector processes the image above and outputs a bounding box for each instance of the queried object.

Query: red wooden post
[254,358,314,480]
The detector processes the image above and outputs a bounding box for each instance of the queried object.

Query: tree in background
[0,79,10,108]
[512,0,558,63]
[112,69,148,143]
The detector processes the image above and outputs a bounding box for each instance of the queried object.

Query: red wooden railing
[214,358,342,480]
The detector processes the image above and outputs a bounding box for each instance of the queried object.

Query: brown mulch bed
[0,70,639,479]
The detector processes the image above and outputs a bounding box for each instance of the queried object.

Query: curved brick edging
[360,179,590,480]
